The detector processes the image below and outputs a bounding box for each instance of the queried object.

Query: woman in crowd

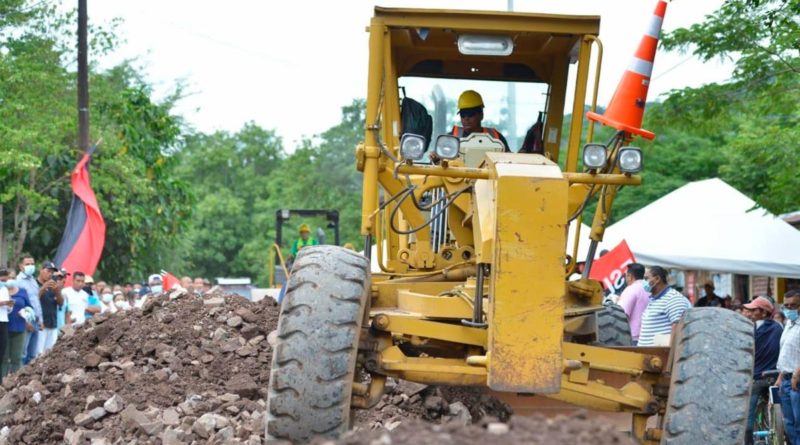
[1,270,33,377]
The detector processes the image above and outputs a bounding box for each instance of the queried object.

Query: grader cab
[266,4,754,444]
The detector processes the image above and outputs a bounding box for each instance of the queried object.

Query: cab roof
[374,7,601,83]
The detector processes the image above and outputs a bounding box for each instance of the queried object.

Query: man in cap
[291,223,319,258]
[452,90,509,150]
[743,296,783,444]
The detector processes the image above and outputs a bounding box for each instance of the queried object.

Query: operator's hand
[25,322,33,333]
[793,371,800,391]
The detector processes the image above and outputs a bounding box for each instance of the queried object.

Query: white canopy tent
[601,178,800,278]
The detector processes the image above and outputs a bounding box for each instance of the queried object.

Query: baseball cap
[744,296,774,314]
[84,276,95,284]
[42,261,58,271]
[148,274,162,284]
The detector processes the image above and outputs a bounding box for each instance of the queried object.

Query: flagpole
[77,0,89,153]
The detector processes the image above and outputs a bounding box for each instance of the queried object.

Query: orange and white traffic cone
[586,0,667,141]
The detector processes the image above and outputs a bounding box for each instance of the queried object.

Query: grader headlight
[400,134,427,161]
[458,34,514,56]
[618,147,643,173]
[434,135,460,160]
[582,143,608,169]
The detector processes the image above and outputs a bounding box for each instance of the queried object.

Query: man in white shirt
[63,272,98,326]
[776,290,800,445]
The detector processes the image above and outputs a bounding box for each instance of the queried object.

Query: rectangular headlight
[400,134,427,161]
[582,143,608,169]
[434,135,460,160]
[618,147,643,173]
[458,34,513,56]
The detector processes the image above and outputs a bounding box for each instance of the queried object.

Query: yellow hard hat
[299,223,310,233]
[458,90,484,111]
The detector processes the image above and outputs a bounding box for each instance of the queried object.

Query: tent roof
[603,178,800,278]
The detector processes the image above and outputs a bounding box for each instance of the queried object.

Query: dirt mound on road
[0,289,634,445]
[0,290,279,444]
[337,412,633,445]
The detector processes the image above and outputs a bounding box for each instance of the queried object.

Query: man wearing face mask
[136,275,163,309]
[18,257,57,364]
[637,266,692,347]
[776,290,800,445]
[743,296,783,444]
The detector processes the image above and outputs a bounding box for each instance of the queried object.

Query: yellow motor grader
[266,6,754,444]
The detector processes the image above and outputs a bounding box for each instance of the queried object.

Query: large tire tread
[266,246,369,442]
[596,303,633,346]
[661,307,754,445]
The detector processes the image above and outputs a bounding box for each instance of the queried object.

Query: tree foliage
[654,0,800,214]
[173,100,365,286]
[0,1,191,281]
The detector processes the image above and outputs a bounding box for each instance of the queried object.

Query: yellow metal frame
[354,6,663,444]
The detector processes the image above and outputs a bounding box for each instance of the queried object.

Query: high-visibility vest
[451,126,501,139]
[291,237,318,256]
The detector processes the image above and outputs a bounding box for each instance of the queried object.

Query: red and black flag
[54,149,106,277]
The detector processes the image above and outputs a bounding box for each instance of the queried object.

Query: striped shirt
[776,319,800,373]
[637,287,691,347]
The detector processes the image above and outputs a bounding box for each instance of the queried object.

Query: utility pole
[77,0,89,153]
[506,0,517,151]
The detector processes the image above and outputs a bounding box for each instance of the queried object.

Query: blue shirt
[86,294,101,319]
[754,319,782,378]
[9,289,32,333]
[56,301,68,329]
[16,273,41,321]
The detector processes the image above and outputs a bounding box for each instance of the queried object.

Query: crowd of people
[611,262,800,444]
[0,254,212,382]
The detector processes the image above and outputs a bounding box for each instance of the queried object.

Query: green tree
[658,0,800,214]
[0,1,192,281]
[175,123,285,284]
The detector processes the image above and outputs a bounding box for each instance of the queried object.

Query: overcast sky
[81,0,731,148]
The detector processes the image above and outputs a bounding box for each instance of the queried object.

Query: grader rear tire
[265,246,370,442]
[596,303,632,346]
[661,308,754,445]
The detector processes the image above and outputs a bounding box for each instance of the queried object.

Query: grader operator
[266,3,754,444]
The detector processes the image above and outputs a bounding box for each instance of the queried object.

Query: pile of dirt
[0,289,279,445]
[354,381,513,431]
[0,288,635,445]
[336,412,634,445]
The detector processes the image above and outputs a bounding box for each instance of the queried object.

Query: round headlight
[400,134,427,161]
[618,147,643,173]
[434,135,460,160]
[582,143,608,169]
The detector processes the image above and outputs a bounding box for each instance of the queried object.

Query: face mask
[784,309,799,322]
[115,301,130,310]
[643,281,653,293]
[23,265,35,276]
[4,280,17,288]
[150,285,162,294]
[102,293,113,303]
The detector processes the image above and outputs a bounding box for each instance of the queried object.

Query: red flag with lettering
[54,151,106,277]
[589,240,637,294]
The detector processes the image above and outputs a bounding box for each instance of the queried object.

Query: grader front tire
[265,246,370,442]
[596,303,633,346]
[661,308,754,445]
